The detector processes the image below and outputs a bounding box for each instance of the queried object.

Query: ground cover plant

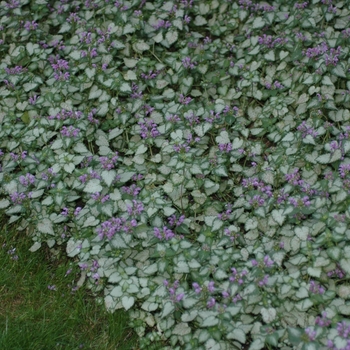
[0,219,139,349]
[1,0,350,349]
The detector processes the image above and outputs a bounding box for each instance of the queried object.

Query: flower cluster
[48,108,83,120]
[61,126,80,137]
[324,46,342,66]
[315,311,332,327]
[23,20,38,31]
[79,170,101,183]
[126,200,144,216]
[96,217,137,240]
[297,121,318,138]
[285,168,302,185]
[295,32,308,41]
[179,94,193,105]
[84,46,98,58]
[87,108,99,124]
[5,66,28,75]
[184,112,200,125]
[121,184,141,197]
[163,280,185,303]
[99,152,119,170]
[303,43,342,66]
[342,28,350,39]
[173,143,190,153]
[305,327,317,341]
[80,156,93,168]
[131,173,144,181]
[303,42,328,58]
[217,204,232,221]
[242,177,273,197]
[218,143,233,153]
[229,268,248,285]
[153,19,171,30]
[180,0,193,8]
[29,95,39,105]
[128,78,141,98]
[192,282,202,294]
[274,81,284,89]
[309,280,325,294]
[49,55,70,81]
[19,173,35,187]
[73,207,82,216]
[337,321,350,339]
[252,256,274,268]
[204,110,221,123]
[327,265,345,279]
[10,192,27,204]
[165,114,181,123]
[154,226,175,240]
[41,167,57,181]
[168,214,185,227]
[224,227,240,242]
[295,2,308,9]
[61,207,69,216]
[339,163,350,178]
[138,119,160,139]
[67,12,81,23]
[258,35,288,49]
[182,57,197,69]
[9,151,27,161]
[289,195,311,208]
[327,4,337,14]
[257,275,269,287]
[141,70,160,80]
[249,194,265,208]
[4,0,20,9]
[91,192,110,203]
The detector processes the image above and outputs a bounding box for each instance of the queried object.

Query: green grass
[0,220,139,350]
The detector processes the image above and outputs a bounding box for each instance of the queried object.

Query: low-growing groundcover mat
[1,0,350,349]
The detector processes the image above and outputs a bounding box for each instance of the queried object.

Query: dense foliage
[1,0,350,349]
